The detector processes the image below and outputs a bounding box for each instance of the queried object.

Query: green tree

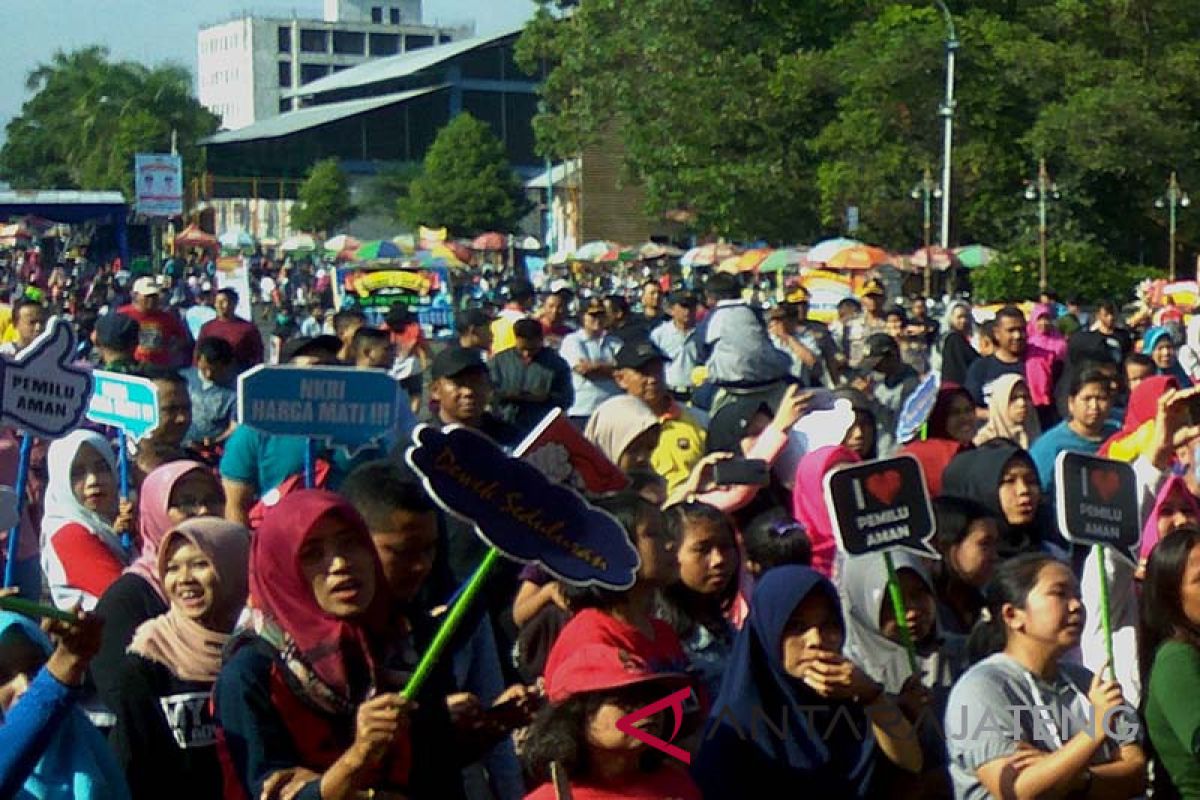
[971,241,1158,304]
[0,47,218,197]
[400,113,529,235]
[289,158,355,237]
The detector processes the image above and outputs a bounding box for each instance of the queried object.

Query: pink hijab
[126,460,211,601]
[1140,474,1200,563]
[1027,303,1067,360]
[792,445,861,578]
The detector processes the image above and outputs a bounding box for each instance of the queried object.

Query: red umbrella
[471,232,507,251]
[446,241,473,264]
[909,246,959,271]
[174,223,219,253]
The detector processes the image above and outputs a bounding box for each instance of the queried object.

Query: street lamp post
[911,166,943,297]
[933,0,958,250]
[1024,159,1060,293]
[1155,172,1191,281]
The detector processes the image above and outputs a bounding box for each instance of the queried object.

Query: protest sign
[519,408,629,494]
[1055,451,1139,675]
[407,424,639,589]
[2,319,92,587]
[1054,451,1139,554]
[896,372,941,444]
[0,319,92,438]
[87,371,160,441]
[237,365,410,456]
[823,454,938,559]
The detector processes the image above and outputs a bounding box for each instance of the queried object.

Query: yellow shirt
[652,403,707,492]
[490,307,525,354]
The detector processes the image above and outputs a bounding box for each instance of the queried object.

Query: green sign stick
[883,551,919,676]
[0,595,78,622]
[1094,543,1115,678]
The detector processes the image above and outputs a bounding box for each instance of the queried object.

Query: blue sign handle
[304,438,315,489]
[117,441,132,552]
[3,433,33,587]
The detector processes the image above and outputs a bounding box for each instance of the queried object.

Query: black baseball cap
[615,341,670,370]
[431,345,488,380]
[667,290,698,308]
[859,333,899,372]
[281,334,341,363]
[94,312,139,350]
[385,304,416,332]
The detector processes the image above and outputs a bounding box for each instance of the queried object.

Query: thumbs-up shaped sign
[0,318,93,437]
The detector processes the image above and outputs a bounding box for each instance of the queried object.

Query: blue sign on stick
[238,365,410,455]
[406,425,641,589]
[87,371,160,440]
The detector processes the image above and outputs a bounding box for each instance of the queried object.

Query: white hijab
[41,430,128,608]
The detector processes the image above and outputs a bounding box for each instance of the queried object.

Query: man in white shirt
[559,296,622,427]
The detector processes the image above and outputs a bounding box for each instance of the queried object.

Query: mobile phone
[713,458,770,486]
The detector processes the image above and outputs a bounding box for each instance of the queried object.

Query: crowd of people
[8,250,1200,800]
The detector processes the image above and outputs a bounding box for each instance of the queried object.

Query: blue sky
[2,0,536,137]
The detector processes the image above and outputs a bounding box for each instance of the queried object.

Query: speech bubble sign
[406,424,640,589]
[86,371,160,440]
[823,454,939,559]
[237,365,411,455]
[1055,451,1139,558]
[0,318,92,437]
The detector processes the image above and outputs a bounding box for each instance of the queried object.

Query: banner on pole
[0,319,92,437]
[134,154,184,217]
[237,365,411,455]
[823,454,938,558]
[87,371,160,441]
[406,425,639,589]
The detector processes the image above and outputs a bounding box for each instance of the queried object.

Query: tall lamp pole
[933,0,958,250]
[911,167,943,297]
[1155,172,1190,281]
[1024,158,1060,292]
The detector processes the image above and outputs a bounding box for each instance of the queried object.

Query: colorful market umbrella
[827,245,892,271]
[392,234,418,254]
[175,224,219,252]
[280,233,317,253]
[471,231,508,251]
[681,243,739,268]
[953,244,998,269]
[324,234,360,253]
[444,241,473,264]
[806,237,863,265]
[574,240,624,262]
[638,242,684,260]
[759,247,807,273]
[356,239,404,260]
[717,248,773,273]
[909,246,959,272]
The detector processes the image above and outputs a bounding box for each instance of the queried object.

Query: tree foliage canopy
[399,112,530,236]
[518,0,1200,270]
[0,46,218,198]
[290,158,355,237]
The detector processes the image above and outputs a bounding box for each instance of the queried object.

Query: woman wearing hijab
[93,461,223,710]
[0,610,129,799]
[972,374,1040,449]
[899,384,977,498]
[840,553,964,795]
[941,440,1051,559]
[1027,303,1068,362]
[934,300,978,386]
[41,430,135,611]
[583,395,661,473]
[1143,325,1194,388]
[214,490,463,800]
[691,566,921,799]
[793,445,860,579]
[110,518,249,798]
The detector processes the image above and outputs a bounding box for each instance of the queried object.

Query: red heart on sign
[1090,468,1121,503]
[865,470,903,506]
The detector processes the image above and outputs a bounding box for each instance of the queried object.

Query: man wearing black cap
[426,345,521,447]
[856,332,919,456]
[455,308,495,354]
[91,312,140,373]
[613,340,706,491]
[650,291,702,400]
[489,319,573,437]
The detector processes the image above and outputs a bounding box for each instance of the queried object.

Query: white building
[197,0,471,130]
